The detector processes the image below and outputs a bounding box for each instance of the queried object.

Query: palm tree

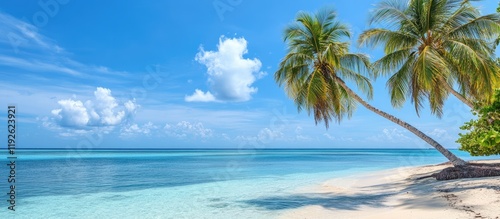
[359,0,500,115]
[275,8,466,166]
[497,1,500,47]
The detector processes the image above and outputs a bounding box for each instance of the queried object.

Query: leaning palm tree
[276,8,466,166]
[359,0,500,116]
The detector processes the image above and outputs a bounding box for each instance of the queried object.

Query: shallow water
[0,149,495,218]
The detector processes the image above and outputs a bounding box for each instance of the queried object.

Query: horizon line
[5,147,460,150]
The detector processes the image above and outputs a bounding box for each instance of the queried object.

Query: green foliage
[275,8,372,128]
[361,0,500,115]
[458,90,500,156]
[497,2,500,46]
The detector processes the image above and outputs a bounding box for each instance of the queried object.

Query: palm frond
[372,48,414,78]
[359,29,419,53]
[362,0,500,114]
[387,53,416,108]
[275,7,374,128]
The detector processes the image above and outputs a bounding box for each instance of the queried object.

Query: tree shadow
[241,161,500,212]
[241,192,394,211]
[241,178,447,211]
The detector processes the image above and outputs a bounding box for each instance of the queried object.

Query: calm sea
[0,149,496,218]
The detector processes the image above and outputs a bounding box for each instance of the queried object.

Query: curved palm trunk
[438,77,474,108]
[335,77,467,166]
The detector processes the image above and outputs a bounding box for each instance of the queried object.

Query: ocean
[0,149,495,218]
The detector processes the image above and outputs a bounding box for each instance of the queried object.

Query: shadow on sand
[241,192,393,211]
[239,169,494,211]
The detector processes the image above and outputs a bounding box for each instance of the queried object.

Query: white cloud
[0,55,81,76]
[124,99,138,114]
[120,122,158,138]
[186,36,265,102]
[86,87,126,126]
[257,128,284,142]
[235,127,284,144]
[0,12,62,53]
[0,11,133,85]
[38,116,115,137]
[368,128,412,143]
[382,128,411,141]
[51,99,89,127]
[295,126,312,141]
[51,87,139,128]
[323,133,353,142]
[429,128,448,138]
[164,121,214,139]
[428,128,455,143]
[185,89,216,102]
[137,105,269,131]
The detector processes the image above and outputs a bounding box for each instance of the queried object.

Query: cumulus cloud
[38,116,115,137]
[120,122,158,138]
[124,99,138,114]
[184,89,216,102]
[51,87,138,128]
[51,99,89,127]
[257,128,284,142]
[164,121,214,139]
[185,36,265,102]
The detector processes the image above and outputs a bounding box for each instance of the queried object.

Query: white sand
[280,160,500,219]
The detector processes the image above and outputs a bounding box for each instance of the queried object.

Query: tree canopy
[275,8,372,128]
[457,90,500,156]
[275,7,467,166]
[360,0,500,115]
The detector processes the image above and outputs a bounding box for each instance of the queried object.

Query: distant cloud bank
[51,87,138,128]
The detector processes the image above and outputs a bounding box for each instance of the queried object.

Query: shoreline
[279,159,500,219]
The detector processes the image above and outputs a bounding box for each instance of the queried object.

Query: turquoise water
[0,149,496,218]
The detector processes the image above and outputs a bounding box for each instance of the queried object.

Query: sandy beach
[280,160,500,219]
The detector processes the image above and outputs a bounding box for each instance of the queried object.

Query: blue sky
[0,0,497,149]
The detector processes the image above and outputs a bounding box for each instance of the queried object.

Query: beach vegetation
[275,8,467,166]
[457,90,500,156]
[359,0,500,112]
